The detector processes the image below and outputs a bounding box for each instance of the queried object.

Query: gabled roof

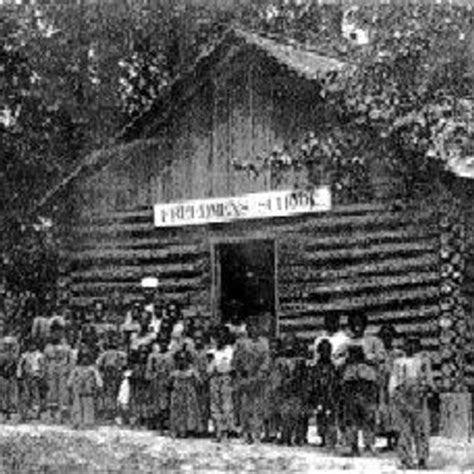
[231,28,347,81]
[120,26,349,141]
[34,27,348,213]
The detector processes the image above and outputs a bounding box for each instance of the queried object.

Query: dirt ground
[0,423,473,473]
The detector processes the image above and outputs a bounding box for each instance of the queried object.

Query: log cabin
[38,27,473,435]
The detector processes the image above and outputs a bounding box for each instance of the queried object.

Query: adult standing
[339,310,386,455]
[129,310,156,427]
[43,317,74,423]
[377,324,405,451]
[0,320,19,420]
[232,318,270,444]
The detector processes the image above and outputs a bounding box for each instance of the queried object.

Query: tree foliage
[0,0,472,313]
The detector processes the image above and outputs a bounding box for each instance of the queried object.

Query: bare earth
[0,424,473,473]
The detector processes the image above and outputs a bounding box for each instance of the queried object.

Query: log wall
[463,186,474,394]
[65,200,453,386]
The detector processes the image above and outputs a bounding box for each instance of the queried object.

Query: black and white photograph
[0,0,473,472]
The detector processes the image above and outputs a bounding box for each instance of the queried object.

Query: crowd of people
[0,299,435,469]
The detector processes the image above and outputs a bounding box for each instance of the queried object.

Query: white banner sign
[154,187,331,227]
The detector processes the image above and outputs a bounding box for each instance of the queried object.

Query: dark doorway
[213,239,276,337]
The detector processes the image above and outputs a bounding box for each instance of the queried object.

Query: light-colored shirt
[207,345,234,374]
[389,353,434,395]
[313,330,351,366]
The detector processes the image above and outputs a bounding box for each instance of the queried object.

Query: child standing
[96,331,127,422]
[390,337,434,469]
[17,337,46,421]
[169,347,203,438]
[308,339,340,448]
[207,326,234,442]
[145,339,172,432]
[67,347,103,429]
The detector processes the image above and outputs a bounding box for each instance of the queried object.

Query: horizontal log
[286,328,440,348]
[70,290,203,305]
[70,262,206,281]
[280,305,440,327]
[285,239,439,266]
[279,271,440,298]
[280,286,439,313]
[73,236,203,252]
[70,276,205,293]
[282,225,437,252]
[282,254,439,282]
[73,244,205,262]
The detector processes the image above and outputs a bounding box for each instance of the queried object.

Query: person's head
[324,314,341,335]
[247,317,261,340]
[139,310,152,333]
[193,330,205,351]
[138,343,150,363]
[215,325,230,349]
[379,324,397,349]
[283,334,297,358]
[405,337,422,357]
[49,317,65,343]
[94,300,104,316]
[184,317,196,337]
[348,310,368,338]
[158,337,169,353]
[131,302,142,321]
[77,345,94,366]
[317,339,332,363]
[166,302,181,322]
[174,348,191,371]
[24,336,38,352]
[269,337,281,357]
[105,329,119,350]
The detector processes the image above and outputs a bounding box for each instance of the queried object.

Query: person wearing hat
[43,317,74,422]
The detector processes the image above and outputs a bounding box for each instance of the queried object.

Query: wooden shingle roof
[34,27,347,213]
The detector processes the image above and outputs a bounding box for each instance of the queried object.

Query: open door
[212,239,276,338]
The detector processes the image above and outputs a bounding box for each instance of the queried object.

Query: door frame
[210,234,279,336]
